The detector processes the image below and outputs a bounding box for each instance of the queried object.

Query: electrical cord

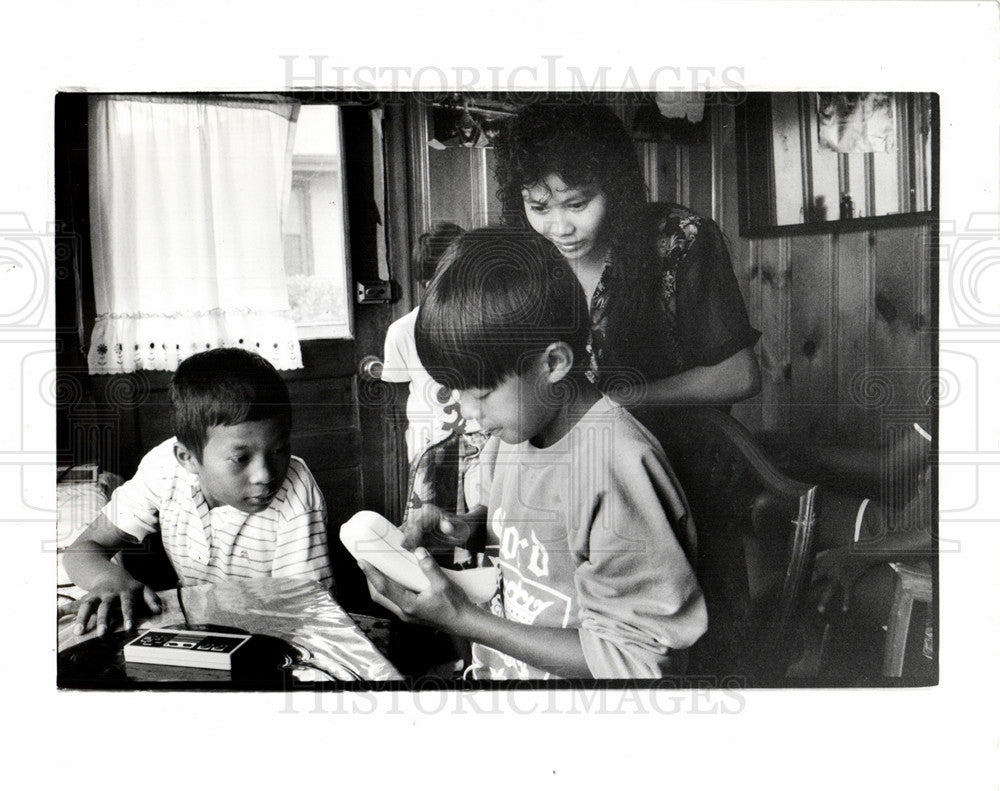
[176,584,191,629]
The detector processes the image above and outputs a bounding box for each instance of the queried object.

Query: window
[284,105,353,340]
[87,95,307,374]
[737,93,936,235]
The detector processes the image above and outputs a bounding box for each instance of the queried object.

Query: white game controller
[340,511,497,606]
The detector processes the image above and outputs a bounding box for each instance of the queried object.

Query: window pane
[809,98,840,223]
[428,145,474,229]
[771,94,805,226]
[842,152,868,218]
[284,105,352,339]
[872,144,902,216]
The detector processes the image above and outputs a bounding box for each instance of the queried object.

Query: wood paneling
[788,234,836,438]
[736,224,934,447]
[835,230,873,439]
[137,388,174,451]
[871,225,936,435]
[656,142,679,203]
[719,107,742,248]
[753,237,792,432]
[287,376,356,429]
[292,426,362,471]
[715,102,934,448]
[686,142,714,219]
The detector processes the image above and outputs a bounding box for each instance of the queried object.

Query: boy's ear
[541,341,574,383]
[173,441,200,473]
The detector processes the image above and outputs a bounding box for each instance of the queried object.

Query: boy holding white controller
[357,228,707,680]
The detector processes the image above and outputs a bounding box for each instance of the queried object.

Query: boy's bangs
[228,398,291,428]
[415,226,590,392]
[170,358,292,460]
[417,311,522,392]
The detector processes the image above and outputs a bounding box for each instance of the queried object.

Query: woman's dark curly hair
[494,101,677,383]
[494,102,647,253]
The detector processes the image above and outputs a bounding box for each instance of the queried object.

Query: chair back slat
[638,407,817,684]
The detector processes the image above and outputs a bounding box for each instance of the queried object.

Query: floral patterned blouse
[586,203,759,391]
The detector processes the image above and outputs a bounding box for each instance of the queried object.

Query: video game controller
[340,511,497,604]
[123,629,251,670]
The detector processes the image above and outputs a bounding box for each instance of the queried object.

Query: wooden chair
[636,406,820,685]
[755,427,936,682]
[883,561,933,677]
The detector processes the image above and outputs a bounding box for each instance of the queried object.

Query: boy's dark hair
[494,102,647,253]
[415,227,590,391]
[170,348,291,459]
[414,222,465,284]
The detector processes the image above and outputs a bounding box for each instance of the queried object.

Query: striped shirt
[103,438,334,589]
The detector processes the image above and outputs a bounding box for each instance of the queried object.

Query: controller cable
[176,584,191,629]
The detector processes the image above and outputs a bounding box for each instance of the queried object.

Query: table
[57,577,402,687]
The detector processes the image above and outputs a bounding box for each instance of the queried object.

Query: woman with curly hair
[494,101,761,407]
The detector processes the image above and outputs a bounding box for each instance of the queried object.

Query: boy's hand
[70,566,161,636]
[359,548,473,630]
[812,546,875,617]
[401,505,471,555]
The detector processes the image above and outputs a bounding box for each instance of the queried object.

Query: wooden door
[286,103,405,613]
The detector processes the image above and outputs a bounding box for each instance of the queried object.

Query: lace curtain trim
[88,310,303,374]
[93,307,292,320]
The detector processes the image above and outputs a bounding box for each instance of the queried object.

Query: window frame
[736,92,938,238]
[286,104,356,341]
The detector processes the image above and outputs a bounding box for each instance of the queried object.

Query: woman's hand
[359,547,474,631]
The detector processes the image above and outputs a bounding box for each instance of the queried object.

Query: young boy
[381,222,468,467]
[359,228,707,680]
[382,222,488,532]
[64,348,334,636]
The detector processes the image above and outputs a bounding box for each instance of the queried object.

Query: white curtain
[87,95,303,373]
